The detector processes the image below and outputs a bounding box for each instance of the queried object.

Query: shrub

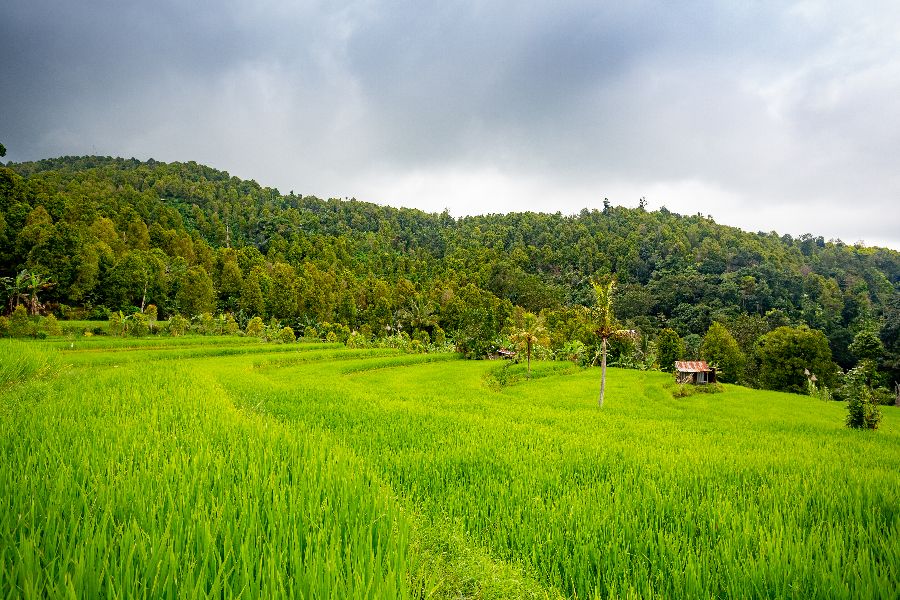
[9,306,31,337]
[278,326,296,344]
[130,313,149,337]
[0,316,8,337]
[42,314,63,336]
[844,366,882,430]
[168,314,189,336]
[224,313,240,336]
[245,316,264,338]
[198,313,218,336]
[108,311,125,337]
[667,382,726,398]
[145,304,158,332]
[346,332,368,349]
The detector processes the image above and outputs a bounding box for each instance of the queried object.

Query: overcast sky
[2,1,899,249]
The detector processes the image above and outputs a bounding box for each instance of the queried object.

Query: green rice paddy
[1,338,898,598]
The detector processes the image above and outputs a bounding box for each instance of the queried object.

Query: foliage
[667,382,726,398]
[1,155,898,388]
[507,309,549,377]
[843,366,882,429]
[849,328,884,363]
[167,313,189,336]
[756,326,837,394]
[589,277,619,407]
[656,328,684,372]
[224,312,240,335]
[108,311,125,336]
[700,322,745,383]
[245,316,264,337]
[277,326,296,344]
[129,312,149,337]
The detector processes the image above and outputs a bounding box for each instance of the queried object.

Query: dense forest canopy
[2,155,899,387]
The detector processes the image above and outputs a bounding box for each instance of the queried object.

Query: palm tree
[509,311,549,378]
[589,277,619,408]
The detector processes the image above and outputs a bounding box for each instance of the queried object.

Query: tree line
[1,155,898,402]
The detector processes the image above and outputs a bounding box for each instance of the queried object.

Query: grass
[1,339,897,598]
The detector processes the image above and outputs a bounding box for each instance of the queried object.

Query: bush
[198,313,218,336]
[278,326,296,344]
[245,316,264,337]
[42,314,63,336]
[844,366,882,430]
[346,331,368,349]
[224,313,240,336]
[130,312,149,337]
[168,314,189,336]
[667,382,726,398]
[109,311,125,336]
[9,306,31,337]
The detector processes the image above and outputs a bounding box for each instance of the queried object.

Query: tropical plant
[508,310,549,378]
[588,277,619,408]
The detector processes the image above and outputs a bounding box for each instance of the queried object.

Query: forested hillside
[2,156,899,388]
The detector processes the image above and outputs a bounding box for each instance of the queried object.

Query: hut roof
[674,360,713,373]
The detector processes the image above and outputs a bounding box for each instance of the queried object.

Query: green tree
[700,322,745,383]
[848,329,884,363]
[756,326,836,393]
[239,270,266,318]
[176,266,215,317]
[508,309,550,378]
[219,260,244,312]
[588,278,619,408]
[267,262,298,319]
[656,328,684,372]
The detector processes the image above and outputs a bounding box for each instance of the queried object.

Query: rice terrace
[1,334,897,598]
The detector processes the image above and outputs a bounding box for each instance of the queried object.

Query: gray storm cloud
[2,0,898,248]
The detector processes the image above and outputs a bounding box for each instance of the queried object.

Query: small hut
[674,361,716,385]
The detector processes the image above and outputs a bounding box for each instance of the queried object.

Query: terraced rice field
[1,337,898,598]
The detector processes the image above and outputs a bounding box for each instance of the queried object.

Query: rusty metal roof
[674,361,712,373]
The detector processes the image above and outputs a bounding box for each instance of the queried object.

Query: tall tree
[509,309,549,377]
[656,328,684,372]
[700,322,745,383]
[589,278,619,408]
[756,326,836,393]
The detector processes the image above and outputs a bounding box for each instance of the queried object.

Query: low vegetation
[1,339,897,598]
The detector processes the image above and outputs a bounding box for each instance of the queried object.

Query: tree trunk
[598,336,607,408]
[527,341,532,378]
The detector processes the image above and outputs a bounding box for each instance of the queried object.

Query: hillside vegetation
[1,156,899,389]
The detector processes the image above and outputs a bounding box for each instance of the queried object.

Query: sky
[2,1,899,249]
